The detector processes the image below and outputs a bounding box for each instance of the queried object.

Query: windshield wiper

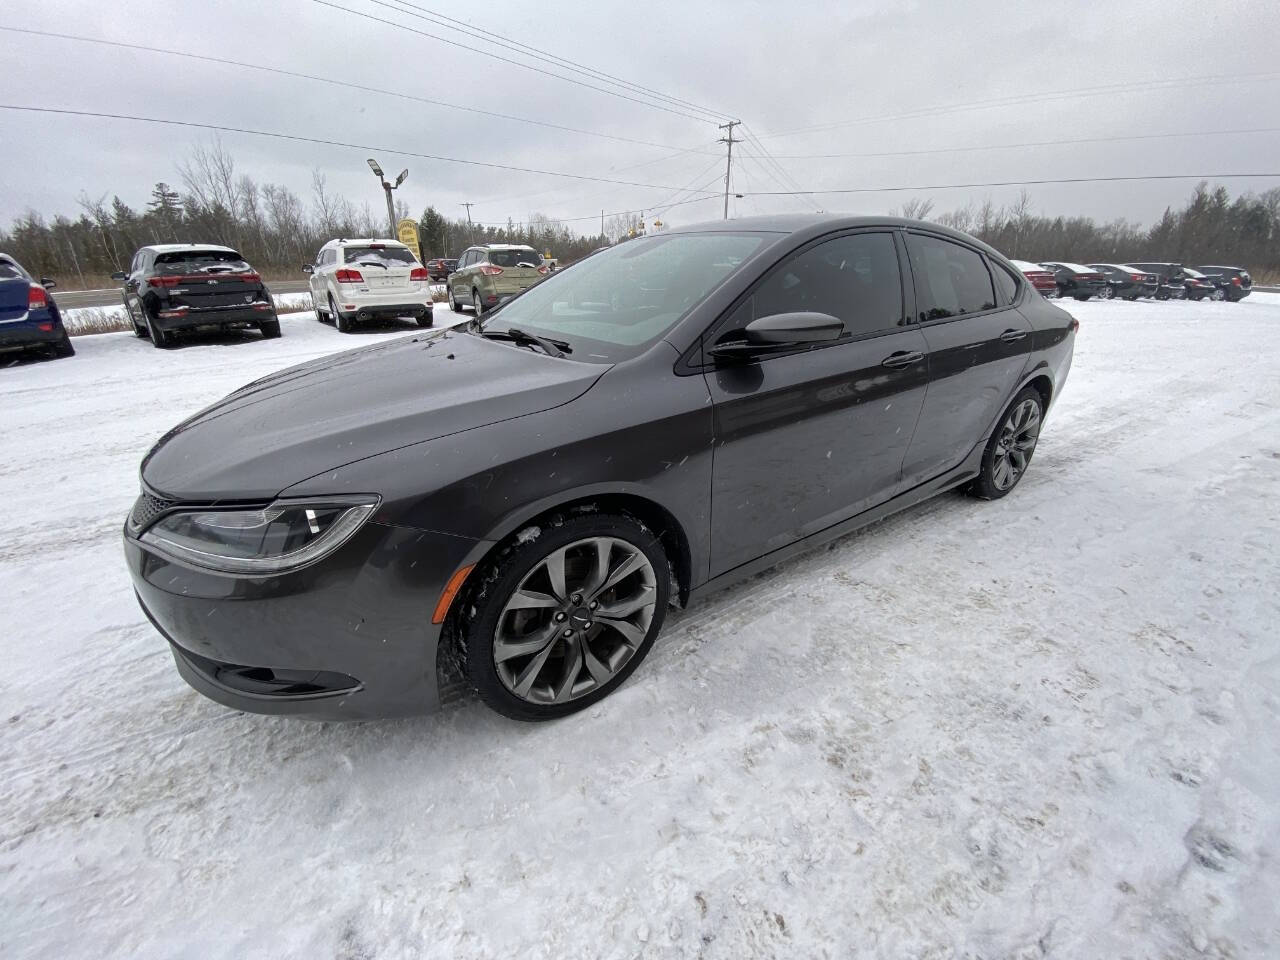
[481,327,570,358]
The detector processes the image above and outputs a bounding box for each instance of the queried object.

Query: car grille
[128,491,175,533]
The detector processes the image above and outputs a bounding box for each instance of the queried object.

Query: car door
[125,251,146,316]
[451,251,470,301]
[899,232,1035,488]
[702,230,930,578]
[308,249,326,305]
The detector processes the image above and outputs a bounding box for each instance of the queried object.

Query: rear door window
[989,258,1021,305]
[906,233,997,322]
[0,259,29,280]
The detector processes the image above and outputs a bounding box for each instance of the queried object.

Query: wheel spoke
[590,550,646,601]
[494,623,559,663]
[543,547,568,602]
[597,615,646,648]
[1009,448,1027,472]
[596,584,656,619]
[553,636,584,703]
[993,457,1012,489]
[506,589,559,611]
[585,539,612,596]
[512,639,559,698]
[581,640,613,684]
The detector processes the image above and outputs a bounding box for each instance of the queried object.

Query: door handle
[881,350,924,369]
[1000,329,1028,342]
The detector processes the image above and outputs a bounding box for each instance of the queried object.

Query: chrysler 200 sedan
[124,215,1076,722]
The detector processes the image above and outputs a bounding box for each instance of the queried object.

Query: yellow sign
[397,219,422,262]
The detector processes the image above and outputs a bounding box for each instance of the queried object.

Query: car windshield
[154,250,250,274]
[488,248,542,268]
[343,245,416,267]
[1182,268,1205,278]
[476,232,768,362]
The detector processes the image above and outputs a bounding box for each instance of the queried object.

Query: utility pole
[462,202,475,244]
[718,120,742,221]
[366,158,407,238]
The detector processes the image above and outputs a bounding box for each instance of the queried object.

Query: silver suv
[305,239,433,333]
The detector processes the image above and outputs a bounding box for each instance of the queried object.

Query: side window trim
[905,230,1010,327]
[691,228,910,367]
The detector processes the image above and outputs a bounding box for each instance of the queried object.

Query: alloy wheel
[992,398,1041,491]
[1101,286,1115,299]
[493,536,657,705]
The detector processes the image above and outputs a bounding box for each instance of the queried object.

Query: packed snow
[2,296,1278,958]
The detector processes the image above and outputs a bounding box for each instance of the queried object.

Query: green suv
[448,244,546,316]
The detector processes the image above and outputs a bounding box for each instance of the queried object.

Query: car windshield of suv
[476,232,767,363]
[488,248,542,268]
[343,245,416,267]
[154,250,250,274]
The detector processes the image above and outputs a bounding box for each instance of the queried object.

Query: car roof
[472,243,538,250]
[141,243,240,254]
[322,238,407,247]
[1197,264,1242,270]
[665,214,1016,260]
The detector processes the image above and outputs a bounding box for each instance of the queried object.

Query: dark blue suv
[0,254,74,362]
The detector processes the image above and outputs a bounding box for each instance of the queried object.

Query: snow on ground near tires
[2,297,1278,959]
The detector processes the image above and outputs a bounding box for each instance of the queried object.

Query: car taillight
[1232,276,1242,286]
[27,284,48,310]
[147,276,181,287]
[536,265,549,275]
[1130,274,1144,282]
[410,267,429,282]
[335,268,364,283]
[237,272,261,283]
[478,265,504,276]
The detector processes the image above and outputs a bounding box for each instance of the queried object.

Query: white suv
[305,239,433,333]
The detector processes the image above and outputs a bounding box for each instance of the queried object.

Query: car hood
[141,328,606,501]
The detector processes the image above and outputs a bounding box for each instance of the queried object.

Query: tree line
[2,140,1277,287]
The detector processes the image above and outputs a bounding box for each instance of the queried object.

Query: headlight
[139,497,378,575]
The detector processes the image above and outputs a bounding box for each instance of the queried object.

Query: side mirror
[710,312,845,361]
[41,277,56,289]
[302,264,314,274]
[110,271,127,281]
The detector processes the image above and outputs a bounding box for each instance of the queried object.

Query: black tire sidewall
[969,386,1044,501]
[464,512,671,721]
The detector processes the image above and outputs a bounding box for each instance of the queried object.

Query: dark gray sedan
[124,215,1076,721]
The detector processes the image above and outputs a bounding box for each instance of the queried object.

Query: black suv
[1194,265,1253,302]
[112,245,280,348]
[1127,262,1187,301]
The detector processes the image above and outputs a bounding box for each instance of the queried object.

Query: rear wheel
[331,296,353,333]
[259,318,282,339]
[51,332,75,358]
[1211,288,1226,301]
[448,288,461,312]
[1100,285,1115,300]
[473,288,485,317]
[463,512,670,721]
[416,311,434,328]
[968,387,1043,501]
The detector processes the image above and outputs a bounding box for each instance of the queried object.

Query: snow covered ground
[2,296,1278,959]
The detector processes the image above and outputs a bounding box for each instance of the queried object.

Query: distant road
[54,280,312,310]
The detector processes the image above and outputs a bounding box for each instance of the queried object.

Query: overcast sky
[3,0,1279,236]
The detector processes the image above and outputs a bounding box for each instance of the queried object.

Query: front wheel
[473,289,485,317]
[1211,289,1226,301]
[968,387,1043,501]
[463,512,670,721]
[143,307,171,349]
[448,288,461,312]
[126,297,148,338]
[1100,286,1115,300]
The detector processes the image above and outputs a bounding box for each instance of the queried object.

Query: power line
[375,0,733,122]
[737,173,1280,197]
[0,26,695,152]
[737,123,823,213]
[0,103,729,193]
[755,71,1280,140]
[311,0,714,124]
[756,126,1280,159]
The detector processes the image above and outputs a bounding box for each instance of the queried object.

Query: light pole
[367,158,407,238]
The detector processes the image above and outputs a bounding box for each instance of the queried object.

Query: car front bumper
[125,518,483,719]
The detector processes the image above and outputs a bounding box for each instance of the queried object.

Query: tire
[473,289,484,317]
[448,288,461,312]
[1073,294,1091,302]
[259,318,282,339]
[462,511,671,721]
[968,387,1044,501]
[1123,294,1139,301]
[312,292,328,322]
[1211,289,1226,301]
[143,304,171,349]
[126,297,148,338]
[52,332,75,358]
[331,296,353,333]
[1100,285,1115,300]
[416,311,434,328]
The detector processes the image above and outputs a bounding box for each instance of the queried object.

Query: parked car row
[1012,259,1253,302]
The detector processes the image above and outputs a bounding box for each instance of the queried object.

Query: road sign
[397,219,422,262]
